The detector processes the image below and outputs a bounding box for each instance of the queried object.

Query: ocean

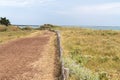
[80,26,120,30]
[16,25,40,28]
[16,25,120,30]
[63,25,120,30]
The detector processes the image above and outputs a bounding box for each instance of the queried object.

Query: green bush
[22,26,33,30]
[0,17,11,26]
[40,24,60,30]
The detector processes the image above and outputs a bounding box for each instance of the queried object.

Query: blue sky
[0,0,120,26]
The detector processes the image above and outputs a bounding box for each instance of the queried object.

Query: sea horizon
[15,24,120,30]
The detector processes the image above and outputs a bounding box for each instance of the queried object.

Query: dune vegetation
[0,25,36,44]
[1,24,120,80]
[56,27,120,80]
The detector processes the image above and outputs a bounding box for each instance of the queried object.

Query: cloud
[57,2,120,15]
[0,0,55,7]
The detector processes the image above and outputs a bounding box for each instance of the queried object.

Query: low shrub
[64,57,100,80]
[22,26,33,30]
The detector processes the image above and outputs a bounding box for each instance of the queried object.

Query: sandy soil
[0,31,60,80]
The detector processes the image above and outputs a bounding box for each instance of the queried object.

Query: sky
[0,0,120,26]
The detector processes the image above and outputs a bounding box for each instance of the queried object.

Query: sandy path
[0,31,60,80]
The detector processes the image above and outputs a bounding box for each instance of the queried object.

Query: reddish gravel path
[0,31,60,80]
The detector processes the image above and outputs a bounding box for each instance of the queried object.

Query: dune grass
[0,25,36,44]
[57,27,120,80]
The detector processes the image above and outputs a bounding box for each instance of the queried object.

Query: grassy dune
[58,27,120,80]
[0,25,36,44]
[1,25,120,80]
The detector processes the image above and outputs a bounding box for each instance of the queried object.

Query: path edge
[50,30,69,80]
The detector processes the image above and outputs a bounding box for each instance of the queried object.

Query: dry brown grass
[57,27,120,80]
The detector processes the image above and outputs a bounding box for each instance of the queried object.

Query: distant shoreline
[12,24,120,30]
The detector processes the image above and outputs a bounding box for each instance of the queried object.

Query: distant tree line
[0,17,11,26]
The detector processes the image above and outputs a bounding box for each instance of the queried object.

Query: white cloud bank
[58,2,120,15]
[0,0,55,7]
